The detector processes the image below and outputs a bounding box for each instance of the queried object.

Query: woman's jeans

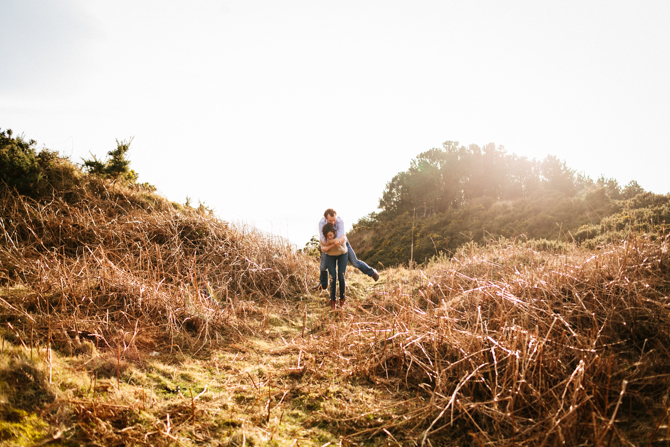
[325,252,348,301]
[319,241,374,288]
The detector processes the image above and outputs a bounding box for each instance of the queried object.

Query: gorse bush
[0,128,62,197]
[0,129,39,192]
[1,128,146,201]
[81,137,138,182]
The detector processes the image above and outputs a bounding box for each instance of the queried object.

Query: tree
[622,180,644,199]
[541,155,576,195]
[595,176,624,199]
[379,171,411,215]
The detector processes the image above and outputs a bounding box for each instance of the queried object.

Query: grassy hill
[2,131,670,446]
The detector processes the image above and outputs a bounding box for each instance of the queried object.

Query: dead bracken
[2,155,670,445]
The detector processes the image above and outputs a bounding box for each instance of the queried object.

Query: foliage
[1,129,149,202]
[349,141,670,267]
[300,235,322,259]
[377,142,584,219]
[0,129,39,193]
[0,128,64,197]
[81,137,138,182]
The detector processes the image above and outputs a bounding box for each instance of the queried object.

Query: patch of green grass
[0,411,50,446]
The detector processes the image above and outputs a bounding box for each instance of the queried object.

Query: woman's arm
[322,235,347,251]
[321,241,337,252]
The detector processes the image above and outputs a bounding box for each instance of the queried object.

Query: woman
[321,222,348,310]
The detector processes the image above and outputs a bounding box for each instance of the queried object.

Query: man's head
[324,208,337,225]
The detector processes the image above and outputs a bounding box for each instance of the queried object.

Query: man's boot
[330,300,336,311]
[339,297,345,308]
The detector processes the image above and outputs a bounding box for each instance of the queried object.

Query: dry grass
[0,180,316,356]
[312,234,670,446]
[2,176,670,446]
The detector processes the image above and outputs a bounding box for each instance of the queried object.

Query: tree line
[347,142,668,267]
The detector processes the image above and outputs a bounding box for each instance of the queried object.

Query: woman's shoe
[339,297,346,308]
[330,300,336,311]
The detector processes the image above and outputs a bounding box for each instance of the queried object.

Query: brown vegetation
[0,175,316,357]
[2,145,670,445]
[311,234,670,445]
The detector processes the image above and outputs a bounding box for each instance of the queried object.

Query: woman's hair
[322,223,336,238]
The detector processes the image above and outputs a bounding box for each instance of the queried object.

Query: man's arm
[333,235,347,246]
[334,217,346,245]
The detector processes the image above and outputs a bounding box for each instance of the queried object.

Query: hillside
[348,141,670,267]
[2,131,670,446]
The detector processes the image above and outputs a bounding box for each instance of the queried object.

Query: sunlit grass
[2,171,670,445]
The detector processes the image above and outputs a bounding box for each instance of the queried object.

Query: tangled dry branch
[301,235,670,445]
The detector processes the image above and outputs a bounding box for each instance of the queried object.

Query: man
[315,208,379,290]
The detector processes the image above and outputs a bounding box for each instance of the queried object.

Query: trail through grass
[1,271,413,446]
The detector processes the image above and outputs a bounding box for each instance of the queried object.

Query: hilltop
[2,131,670,446]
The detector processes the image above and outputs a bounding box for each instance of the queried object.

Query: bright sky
[2,1,669,248]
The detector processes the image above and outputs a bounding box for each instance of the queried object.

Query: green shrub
[0,129,42,195]
[300,235,321,260]
[82,138,138,182]
[0,128,80,198]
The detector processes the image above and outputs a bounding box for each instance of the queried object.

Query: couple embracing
[317,208,379,310]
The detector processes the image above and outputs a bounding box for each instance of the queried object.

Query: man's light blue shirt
[318,216,345,244]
